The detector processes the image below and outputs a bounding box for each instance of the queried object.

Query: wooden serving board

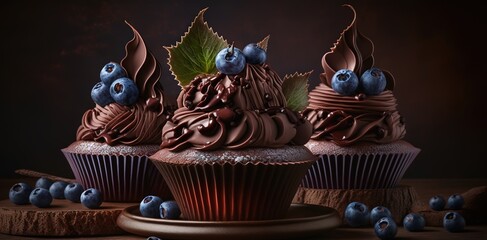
[0,198,133,236]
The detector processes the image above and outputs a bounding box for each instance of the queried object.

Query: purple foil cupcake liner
[301,151,419,189]
[63,152,171,202]
[152,160,315,221]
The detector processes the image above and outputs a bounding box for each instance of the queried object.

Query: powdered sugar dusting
[150,146,316,164]
[62,141,159,156]
[305,140,419,155]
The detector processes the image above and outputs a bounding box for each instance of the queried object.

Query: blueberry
[344,201,370,227]
[29,188,53,208]
[91,82,114,107]
[35,177,53,190]
[109,77,139,106]
[446,194,465,210]
[64,182,85,203]
[147,237,161,240]
[429,195,446,211]
[9,182,33,205]
[80,188,103,209]
[403,213,426,232]
[443,212,466,232]
[242,43,266,65]
[100,62,127,85]
[359,67,386,95]
[374,217,397,240]
[159,200,181,219]
[370,206,392,225]
[140,195,163,218]
[215,45,246,75]
[49,181,68,199]
[331,69,359,96]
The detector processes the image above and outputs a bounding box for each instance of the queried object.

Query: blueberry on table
[443,212,466,232]
[147,237,161,240]
[100,62,127,85]
[429,195,446,211]
[140,195,163,218]
[9,182,33,205]
[331,69,359,96]
[35,177,53,190]
[64,182,85,203]
[360,67,387,95]
[446,194,465,210]
[403,213,425,232]
[344,201,370,227]
[374,217,397,240]
[110,77,139,106]
[29,188,53,208]
[370,206,392,225]
[49,181,68,199]
[159,200,181,219]
[242,43,266,65]
[215,45,246,75]
[80,188,103,209]
[91,82,114,107]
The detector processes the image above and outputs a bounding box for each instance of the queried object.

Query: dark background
[2,0,486,179]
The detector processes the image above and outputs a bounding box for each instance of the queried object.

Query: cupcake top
[161,8,313,152]
[303,5,406,146]
[76,22,167,146]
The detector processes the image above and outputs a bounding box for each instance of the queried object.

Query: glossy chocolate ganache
[161,63,312,151]
[76,22,167,146]
[303,5,406,146]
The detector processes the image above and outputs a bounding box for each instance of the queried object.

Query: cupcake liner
[301,150,419,189]
[62,151,171,202]
[151,159,315,221]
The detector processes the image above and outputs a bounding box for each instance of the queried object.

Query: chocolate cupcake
[301,5,420,189]
[149,8,316,221]
[62,22,172,202]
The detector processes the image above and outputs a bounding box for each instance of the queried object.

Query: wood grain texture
[293,185,418,225]
[14,169,76,183]
[0,199,132,236]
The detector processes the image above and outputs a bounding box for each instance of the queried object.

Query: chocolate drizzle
[76,22,167,146]
[161,64,312,151]
[304,5,406,146]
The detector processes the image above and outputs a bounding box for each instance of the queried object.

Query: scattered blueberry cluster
[215,43,267,75]
[331,68,387,96]
[344,202,399,239]
[345,196,467,239]
[8,177,103,209]
[139,195,181,220]
[429,194,466,232]
[91,62,139,107]
[345,201,425,239]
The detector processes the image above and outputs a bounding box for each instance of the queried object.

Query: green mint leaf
[282,71,312,111]
[165,8,228,87]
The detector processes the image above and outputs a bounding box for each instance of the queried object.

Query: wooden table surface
[1,178,486,240]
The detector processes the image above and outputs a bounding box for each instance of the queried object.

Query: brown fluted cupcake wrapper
[62,151,172,202]
[151,159,315,221]
[301,150,420,189]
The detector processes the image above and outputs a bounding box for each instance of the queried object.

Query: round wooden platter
[0,198,133,236]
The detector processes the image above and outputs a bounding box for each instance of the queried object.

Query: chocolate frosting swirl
[76,22,166,146]
[161,64,312,151]
[304,5,405,146]
[304,84,405,146]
